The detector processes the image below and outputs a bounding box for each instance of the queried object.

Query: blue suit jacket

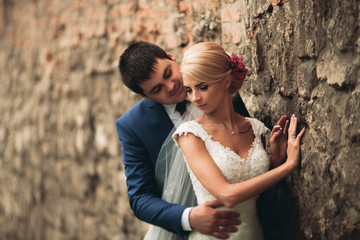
[116,94,250,238]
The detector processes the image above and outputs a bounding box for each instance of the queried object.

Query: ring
[291,134,296,138]
[218,226,223,232]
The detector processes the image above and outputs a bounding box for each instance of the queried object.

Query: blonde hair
[180,42,244,94]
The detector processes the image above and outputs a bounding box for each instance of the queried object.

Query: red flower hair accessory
[229,54,248,80]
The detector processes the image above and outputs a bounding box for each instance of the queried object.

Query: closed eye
[196,82,209,91]
[163,64,172,79]
[150,85,162,94]
[165,69,172,79]
[199,85,208,90]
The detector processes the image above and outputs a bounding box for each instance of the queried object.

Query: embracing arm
[177,115,306,209]
[116,118,187,237]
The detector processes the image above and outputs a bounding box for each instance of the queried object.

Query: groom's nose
[166,79,176,92]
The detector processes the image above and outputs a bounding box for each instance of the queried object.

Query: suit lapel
[144,99,174,164]
[146,99,174,135]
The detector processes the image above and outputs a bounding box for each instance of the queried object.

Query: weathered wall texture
[240,1,360,239]
[0,0,359,240]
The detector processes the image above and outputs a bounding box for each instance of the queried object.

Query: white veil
[144,104,201,240]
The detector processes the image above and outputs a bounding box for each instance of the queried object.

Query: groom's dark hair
[119,41,172,96]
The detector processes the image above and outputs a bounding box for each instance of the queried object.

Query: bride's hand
[270,115,289,167]
[286,114,306,170]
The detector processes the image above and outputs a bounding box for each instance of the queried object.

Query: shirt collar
[163,103,177,115]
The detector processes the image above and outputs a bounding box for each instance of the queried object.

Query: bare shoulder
[177,128,210,162]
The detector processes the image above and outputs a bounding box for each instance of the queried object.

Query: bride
[170,42,306,240]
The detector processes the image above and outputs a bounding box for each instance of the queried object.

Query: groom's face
[138,55,186,105]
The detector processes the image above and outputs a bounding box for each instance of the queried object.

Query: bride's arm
[178,135,293,208]
[177,115,306,208]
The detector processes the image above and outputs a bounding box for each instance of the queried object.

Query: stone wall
[0,0,359,240]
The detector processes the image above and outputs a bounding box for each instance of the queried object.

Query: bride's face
[182,76,228,114]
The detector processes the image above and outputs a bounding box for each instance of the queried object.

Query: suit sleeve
[116,117,188,238]
[232,92,250,117]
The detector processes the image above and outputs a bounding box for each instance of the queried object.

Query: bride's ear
[224,75,232,89]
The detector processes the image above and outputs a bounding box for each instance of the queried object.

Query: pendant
[231,131,235,135]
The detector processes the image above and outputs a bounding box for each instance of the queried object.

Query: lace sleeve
[172,121,210,146]
[248,118,270,137]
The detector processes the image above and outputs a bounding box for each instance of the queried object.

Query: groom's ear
[166,52,176,62]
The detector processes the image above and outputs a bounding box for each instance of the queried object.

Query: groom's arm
[116,117,188,237]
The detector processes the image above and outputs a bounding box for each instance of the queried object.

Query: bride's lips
[196,103,207,109]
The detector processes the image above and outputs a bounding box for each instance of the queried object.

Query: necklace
[205,115,251,135]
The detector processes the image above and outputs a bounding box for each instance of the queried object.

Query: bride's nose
[191,90,201,103]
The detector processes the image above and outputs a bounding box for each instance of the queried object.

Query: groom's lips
[170,83,181,96]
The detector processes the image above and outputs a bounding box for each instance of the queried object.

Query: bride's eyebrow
[183,82,206,89]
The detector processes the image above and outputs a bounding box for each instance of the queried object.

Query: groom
[116,41,250,239]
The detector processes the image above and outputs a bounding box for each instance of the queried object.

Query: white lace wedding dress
[173,118,271,240]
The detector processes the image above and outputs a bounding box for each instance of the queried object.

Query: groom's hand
[189,200,240,239]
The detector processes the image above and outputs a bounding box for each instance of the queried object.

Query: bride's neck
[203,94,245,127]
[205,112,237,127]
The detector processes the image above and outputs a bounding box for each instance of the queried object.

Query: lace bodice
[173,117,271,204]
